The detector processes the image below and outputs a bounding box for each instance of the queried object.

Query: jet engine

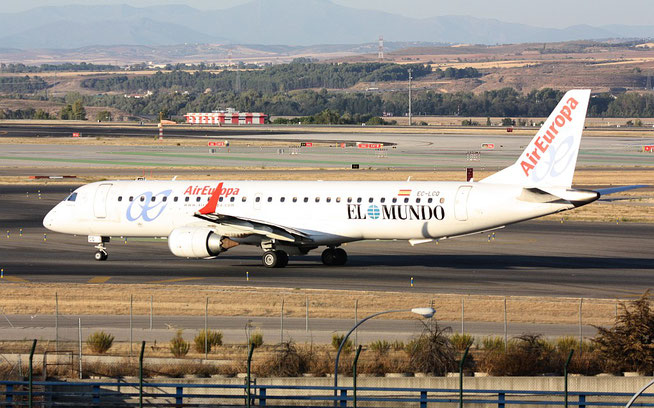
[167,227,237,258]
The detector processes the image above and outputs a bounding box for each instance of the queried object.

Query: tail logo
[520,97,579,177]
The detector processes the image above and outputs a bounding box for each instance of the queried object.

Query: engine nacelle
[168,227,232,258]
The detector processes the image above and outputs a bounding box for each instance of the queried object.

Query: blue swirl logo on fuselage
[367,205,381,219]
[126,190,172,222]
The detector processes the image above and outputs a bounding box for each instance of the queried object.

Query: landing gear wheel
[262,250,288,268]
[94,250,108,261]
[322,248,347,266]
[333,248,348,265]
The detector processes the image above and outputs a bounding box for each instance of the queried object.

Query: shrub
[593,292,654,374]
[255,342,312,377]
[480,336,505,352]
[478,334,560,376]
[368,340,391,355]
[170,330,190,358]
[249,331,264,349]
[391,340,405,351]
[406,322,457,376]
[86,331,114,354]
[193,329,223,353]
[332,333,353,354]
[450,333,474,352]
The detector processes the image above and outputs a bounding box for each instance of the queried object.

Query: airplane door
[454,186,472,221]
[93,183,112,218]
[254,193,262,210]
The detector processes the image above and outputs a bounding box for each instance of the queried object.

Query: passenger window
[140,196,145,202]
[255,197,261,202]
[404,197,409,203]
[416,198,421,203]
[117,196,122,202]
[293,197,298,203]
[129,196,134,202]
[196,197,201,202]
[267,197,272,202]
[392,198,397,203]
[357,197,362,203]
[242,197,247,202]
[151,197,156,202]
[163,196,167,202]
[174,197,178,202]
[230,197,235,202]
[315,197,320,203]
[336,197,341,203]
[219,197,224,202]
[185,197,190,202]
[303,197,309,203]
[326,197,331,203]
[428,198,433,203]
[380,197,385,203]
[368,197,373,203]
[347,197,352,203]
[280,197,285,202]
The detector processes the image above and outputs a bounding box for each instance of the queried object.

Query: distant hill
[0,1,652,49]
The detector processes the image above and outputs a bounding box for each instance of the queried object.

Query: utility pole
[408,68,413,126]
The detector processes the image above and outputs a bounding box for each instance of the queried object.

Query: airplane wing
[593,185,649,196]
[194,211,312,243]
[194,184,312,243]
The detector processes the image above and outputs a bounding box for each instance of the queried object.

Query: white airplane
[43,89,643,268]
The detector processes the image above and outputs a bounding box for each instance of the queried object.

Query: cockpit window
[66,192,77,202]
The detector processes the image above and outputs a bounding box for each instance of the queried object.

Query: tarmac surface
[1,184,652,299]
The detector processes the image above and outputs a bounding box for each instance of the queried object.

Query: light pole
[408,69,413,126]
[333,307,435,404]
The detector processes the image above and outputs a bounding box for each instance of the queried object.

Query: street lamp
[333,307,436,402]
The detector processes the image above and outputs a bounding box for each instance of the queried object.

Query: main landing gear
[321,247,347,266]
[262,250,289,268]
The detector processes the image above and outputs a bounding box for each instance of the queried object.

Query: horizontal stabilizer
[594,185,649,196]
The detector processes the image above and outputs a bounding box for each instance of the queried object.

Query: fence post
[498,392,505,408]
[28,339,37,408]
[130,294,133,358]
[204,297,208,360]
[578,298,583,354]
[92,384,100,405]
[55,292,59,353]
[352,345,362,408]
[340,389,347,408]
[461,298,464,334]
[578,394,586,408]
[459,346,470,408]
[139,341,145,408]
[175,386,183,406]
[149,295,153,331]
[564,349,574,408]
[247,342,255,408]
[503,297,508,352]
[305,296,309,333]
[420,390,428,408]
[6,384,13,404]
[259,386,267,407]
[78,318,82,379]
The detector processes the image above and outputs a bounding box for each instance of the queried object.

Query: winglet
[199,182,223,215]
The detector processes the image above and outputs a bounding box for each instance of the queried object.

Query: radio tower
[378,35,384,62]
[227,49,233,68]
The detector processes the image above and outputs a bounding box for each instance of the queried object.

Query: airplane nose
[43,208,56,230]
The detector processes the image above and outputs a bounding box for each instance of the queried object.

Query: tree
[501,117,515,126]
[59,104,73,120]
[593,292,654,374]
[96,111,112,122]
[72,100,86,120]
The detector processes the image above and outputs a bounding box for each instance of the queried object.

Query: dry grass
[0,282,630,327]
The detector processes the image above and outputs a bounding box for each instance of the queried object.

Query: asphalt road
[1,184,652,298]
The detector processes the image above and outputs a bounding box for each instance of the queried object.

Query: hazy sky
[3,0,653,28]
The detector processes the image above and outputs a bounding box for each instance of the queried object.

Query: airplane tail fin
[480,89,591,188]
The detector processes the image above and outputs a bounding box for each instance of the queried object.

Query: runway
[1,184,652,298]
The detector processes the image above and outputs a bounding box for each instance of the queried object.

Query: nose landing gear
[89,236,110,261]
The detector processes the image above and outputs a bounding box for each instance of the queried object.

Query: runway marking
[2,276,29,283]
[146,277,206,284]
[88,276,112,284]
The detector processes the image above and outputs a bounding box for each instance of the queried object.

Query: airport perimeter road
[1,185,652,298]
[0,314,599,344]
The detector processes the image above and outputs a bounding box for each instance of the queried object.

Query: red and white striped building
[184,110,267,125]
